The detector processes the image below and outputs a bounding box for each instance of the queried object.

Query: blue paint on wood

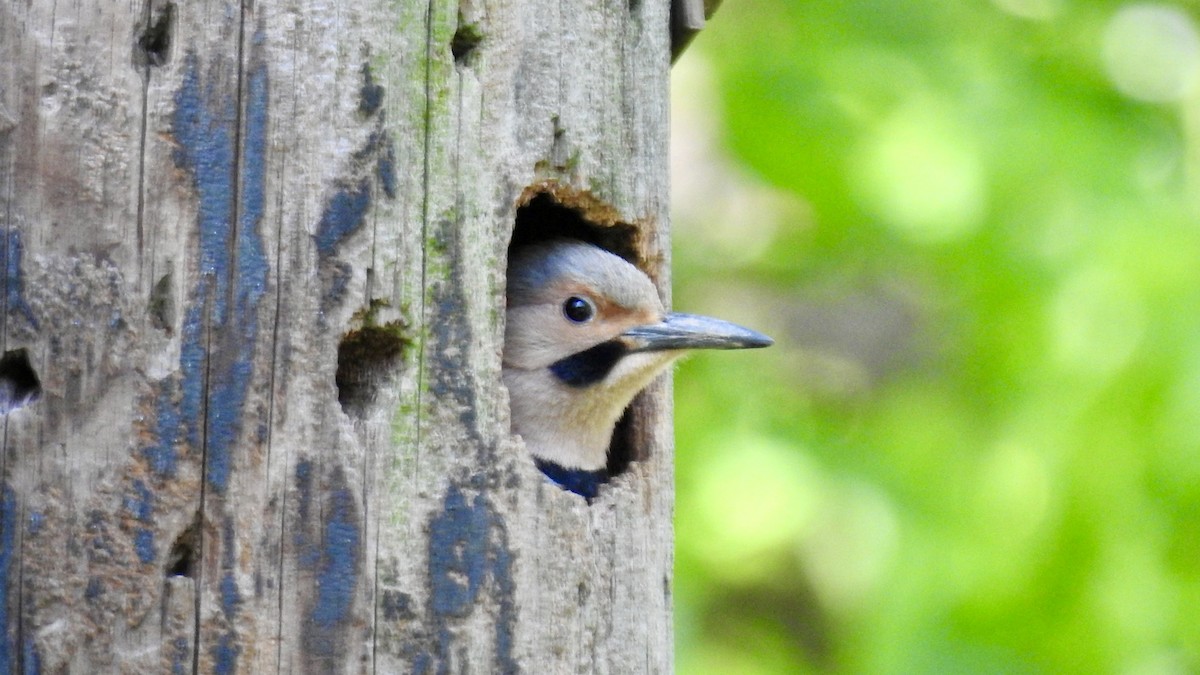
[424,485,518,672]
[357,62,395,200]
[358,64,384,116]
[0,487,14,673]
[139,39,275,672]
[178,305,206,452]
[218,517,242,630]
[318,263,352,322]
[168,44,270,495]
[221,516,237,568]
[144,375,182,477]
[21,635,39,675]
[379,589,415,621]
[170,637,190,675]
[159,47,231,484]
[435,626,453,670]
[134,530,156,564]
[85,510,114,558]
[125,480,155,521]
[204,54,270,494]
[428,487,488,617]
[2,231,38,330]
[212,631,239,675]
[220,572,241,619]
[124,480,156,563]
[170,55,236,323]
[314,179,371,258]
[84,578,104,601]
[311,485,359,627]
[377,137,397,200]
[491,537,517,671]
[313,65,398,261]
[293,460,319,569]
[297,465,361,659]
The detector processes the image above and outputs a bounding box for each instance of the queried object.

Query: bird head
[503,239,772,495]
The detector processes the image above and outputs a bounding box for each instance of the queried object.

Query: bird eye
[562,296,594,323]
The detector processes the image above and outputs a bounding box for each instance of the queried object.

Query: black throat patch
[548,340,628,388]
[534,458,608,501]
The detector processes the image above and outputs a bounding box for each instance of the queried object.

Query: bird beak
[620,312,774,353]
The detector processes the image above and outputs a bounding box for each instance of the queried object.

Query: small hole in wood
[336,324,407,419]
[136,3,174,68]
[508,189,647,500]
[0,349,40,414]
[166,517,199,578]
[451,17,483,64]
[149,272,175,335]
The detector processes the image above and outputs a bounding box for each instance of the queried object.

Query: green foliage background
[670,1,1200,672]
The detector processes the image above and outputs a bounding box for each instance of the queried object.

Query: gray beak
[621,312,774,353]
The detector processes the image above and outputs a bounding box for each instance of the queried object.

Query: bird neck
[533,458,607,501]
[503,364,615,470]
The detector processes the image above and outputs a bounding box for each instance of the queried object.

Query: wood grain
[0,0,673,671]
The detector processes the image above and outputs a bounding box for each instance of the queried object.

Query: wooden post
[0,0,674,672]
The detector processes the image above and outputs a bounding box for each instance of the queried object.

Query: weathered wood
[0,0,673,672]
[670,0,721,60]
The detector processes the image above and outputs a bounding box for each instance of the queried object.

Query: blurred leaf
[672,0,1200,672]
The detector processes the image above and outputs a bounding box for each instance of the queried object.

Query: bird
[504,239,773,500]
